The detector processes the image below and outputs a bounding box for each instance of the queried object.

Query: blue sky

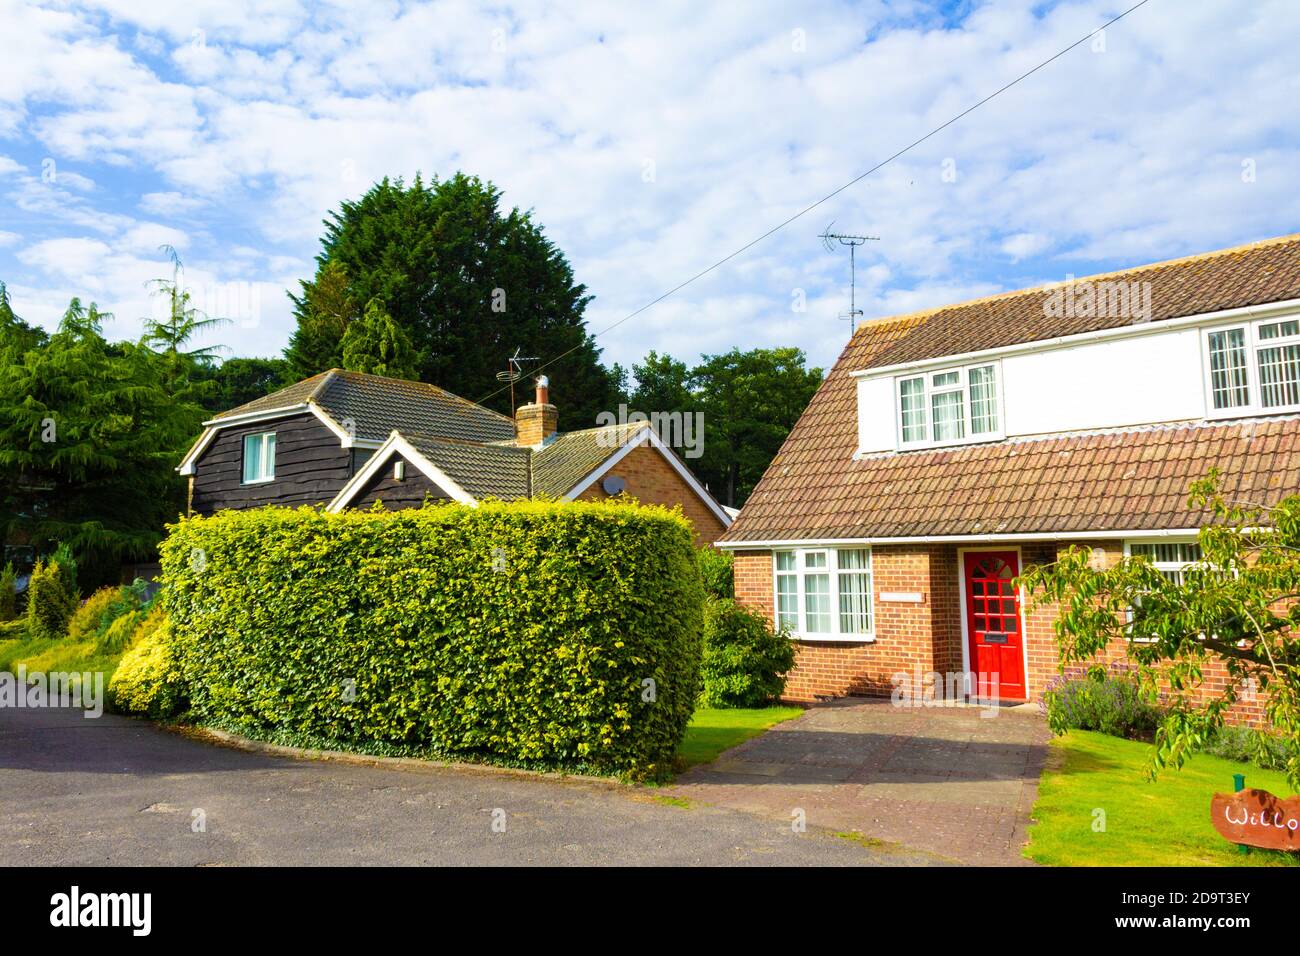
[1,0,1297,379]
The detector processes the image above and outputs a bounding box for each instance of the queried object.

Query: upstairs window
[895,362,1001,448]
[242,432,276,484]
[1205,318,1300,416]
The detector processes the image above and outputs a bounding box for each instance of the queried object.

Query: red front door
[964,551,1026,702]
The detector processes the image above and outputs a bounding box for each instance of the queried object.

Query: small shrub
[697,546,734,599]
[0,562,17,621]
[1043,669,1162,740]
[1204,724,1300,774]
[700,597,796,708]
[96,609,145,655]
[67,587,122,643]
[0,618,27,641]
[108,610,181,719]
[25,557,78,641]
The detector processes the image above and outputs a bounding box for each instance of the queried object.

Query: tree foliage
[287,173,620,424]
[340,298,418,380]
[625,346,822,507]
[1022,472,1300,790]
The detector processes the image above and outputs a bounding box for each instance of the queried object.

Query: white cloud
[0,0,1297,376]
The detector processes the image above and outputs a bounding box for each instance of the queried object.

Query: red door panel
[964,551,1026,702]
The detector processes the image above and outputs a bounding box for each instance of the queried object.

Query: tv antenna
[496,347,539,417]
[819,222,879,334]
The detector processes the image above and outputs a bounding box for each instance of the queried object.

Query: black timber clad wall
[351,454,450,509]
[191,413,354,513]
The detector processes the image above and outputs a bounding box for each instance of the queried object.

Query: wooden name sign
[1210,788,1300,851]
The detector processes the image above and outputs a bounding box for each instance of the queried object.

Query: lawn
[0,627,126,684]
[1027,730,1299,867]
[676,706,803,770]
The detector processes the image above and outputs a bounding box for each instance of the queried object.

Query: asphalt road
[0,705,941,866]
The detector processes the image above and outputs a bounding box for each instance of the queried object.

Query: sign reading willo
[1210,788,1300,851]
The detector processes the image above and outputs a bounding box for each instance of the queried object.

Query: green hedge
[700,598,796,708]
[108,609,181,719]
[160,500,704,778]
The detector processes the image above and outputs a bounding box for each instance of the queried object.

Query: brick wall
[735,540,1272,726]
[577,442,727,547]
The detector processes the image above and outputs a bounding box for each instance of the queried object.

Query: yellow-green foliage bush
[108,610,181,718]
[160,500,705,777]
[67,587,121,643]
[96,609,144,654]
[26,557,78,640]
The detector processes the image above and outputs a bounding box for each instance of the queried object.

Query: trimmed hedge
[700,598,796,708]
[160,500,704,778]
[697,546,734,599]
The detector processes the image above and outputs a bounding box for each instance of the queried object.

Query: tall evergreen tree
[341,298,418,380]
[284,259,358,378]
[287,173,619,426]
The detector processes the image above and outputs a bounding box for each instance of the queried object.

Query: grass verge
[675,706,803,771]
[1026,729,1299,867]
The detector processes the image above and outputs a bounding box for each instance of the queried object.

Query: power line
[475,0,1153,406]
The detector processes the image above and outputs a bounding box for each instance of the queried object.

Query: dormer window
[895,362,1002,449]
[242,431,276,484]
[1205,318,1300,417]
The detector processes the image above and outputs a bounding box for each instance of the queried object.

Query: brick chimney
[515,375,558,446]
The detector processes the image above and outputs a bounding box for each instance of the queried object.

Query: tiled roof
[403,432,532,501]
[723,233,1300,544]
[214,369,516,444]
[530,422,652,497]
[858,233,1300,371]
[724,418,1300,542]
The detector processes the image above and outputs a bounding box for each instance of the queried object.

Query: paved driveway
[0,705,944,867]
[669,699,1051,865]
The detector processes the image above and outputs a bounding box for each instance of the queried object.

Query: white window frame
[1203,316,1300,419]
[771,547,875,643]
[242,431,277,485]
[1123,538,1206,642]
[894,360,1005,450]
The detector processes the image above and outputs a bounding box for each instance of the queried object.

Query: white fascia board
[715,527,1205,550]
[851,297,1300,382]
[564,426,733,527]
[327,432,476,512]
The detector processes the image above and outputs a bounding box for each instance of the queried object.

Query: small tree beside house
[1022,473,1300,790]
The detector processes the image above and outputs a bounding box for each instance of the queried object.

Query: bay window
[772,547,874,641]
[895,361,1002,449]
[1205,317,1300,416]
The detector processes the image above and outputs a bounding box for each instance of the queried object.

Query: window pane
[968,365,998,434]
[899,377,926,443]
[243,434,262,482]
[264,433,276,478]
[932,371,960,387]
[1259,320,1300,340]
[1208,328,1250,409]
[775,551,796,571]
[776,574,798,630]
[931,390,965,441]
[804,574,830,632]
[837,549,872,634]
[1258,344,1300,408]
[804,552,827,569]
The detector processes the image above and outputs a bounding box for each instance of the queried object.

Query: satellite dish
[602,475,627,495]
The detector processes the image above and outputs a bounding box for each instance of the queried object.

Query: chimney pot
[515,375,558,445]
[535,375,549,406]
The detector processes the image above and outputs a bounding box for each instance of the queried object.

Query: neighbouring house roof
[401,432,532,501]
[529,422,653,497]
[856,233,1300,372]
[721,234,1300,545]
[212,368,517,444]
